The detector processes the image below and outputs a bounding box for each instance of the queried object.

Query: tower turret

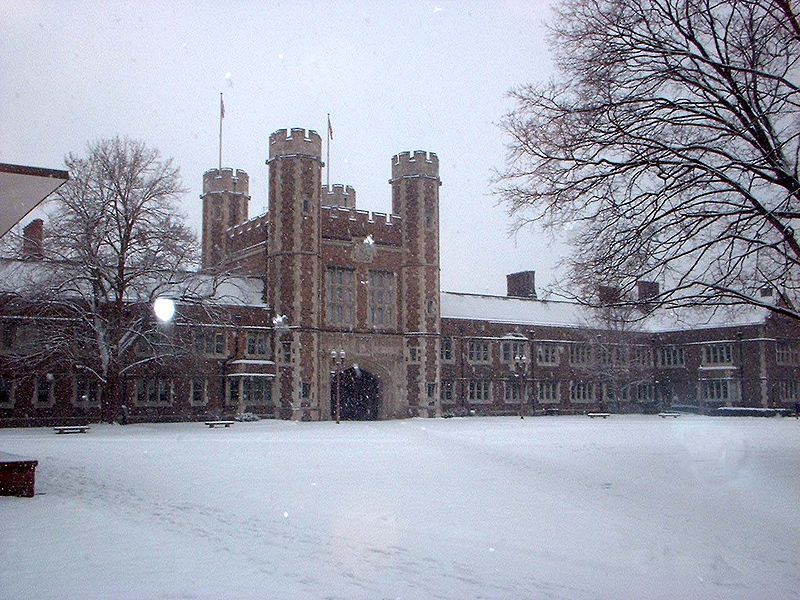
[391,150,441,417]
[200,168,250,270]
[266,128,324,420]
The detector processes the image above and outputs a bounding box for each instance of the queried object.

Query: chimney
[637,280,659,302]
[506,271,537,299]
[598,285,622,305]
[22,219,44,260]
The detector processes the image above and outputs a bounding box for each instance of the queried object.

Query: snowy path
[1,416,799,599]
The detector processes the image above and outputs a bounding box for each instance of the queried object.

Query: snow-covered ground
[2,416,798,599]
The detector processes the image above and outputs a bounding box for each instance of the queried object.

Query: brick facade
[1,125,799,425]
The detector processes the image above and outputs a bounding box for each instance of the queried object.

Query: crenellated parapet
[202,168,249,195]
[228,213,268,242]
[321,184,356,209]
[267,128,323,163]
[201,167,251,270]
[321,206,402,246]
[390,151,440,181]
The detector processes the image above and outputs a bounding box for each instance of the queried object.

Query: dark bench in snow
[53,425,90,434]
[0,452,38,497]
[205,421,234,428]
[587,413,610,419]
[658,412,681,418]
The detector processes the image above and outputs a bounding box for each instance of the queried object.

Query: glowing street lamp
[153,297,175,323]
[512,354,528,419]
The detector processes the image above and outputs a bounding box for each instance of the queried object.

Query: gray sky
[1,0,562,296]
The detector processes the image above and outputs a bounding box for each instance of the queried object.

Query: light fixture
[153,297,176,322]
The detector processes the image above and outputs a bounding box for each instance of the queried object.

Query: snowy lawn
[1,415,799,599]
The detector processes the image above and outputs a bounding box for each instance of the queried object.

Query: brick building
[0,127,798,425]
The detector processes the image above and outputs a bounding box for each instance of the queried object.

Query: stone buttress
[391,151,442,417]
[266,129,323,420]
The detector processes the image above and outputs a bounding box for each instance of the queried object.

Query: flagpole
[218,92,224,172]
[326,113,331,188]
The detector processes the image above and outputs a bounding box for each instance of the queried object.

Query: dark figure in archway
[331,367,380,421]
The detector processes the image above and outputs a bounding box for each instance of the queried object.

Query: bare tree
[11,137,206,422]
[574,305,659,412]
[497,0,800,321]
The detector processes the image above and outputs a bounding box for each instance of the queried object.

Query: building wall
[2,125,800,426]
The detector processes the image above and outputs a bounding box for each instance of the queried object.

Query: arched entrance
[331,367,380,420]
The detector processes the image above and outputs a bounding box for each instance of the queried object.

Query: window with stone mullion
[327,267,355,326]
[368,270,395,327]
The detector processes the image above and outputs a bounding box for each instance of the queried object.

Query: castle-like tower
[391,151,441,416]
[198,127,443,421]
[266,128,324,420]
[200,168,250,270]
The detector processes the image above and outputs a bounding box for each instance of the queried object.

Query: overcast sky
[1,0,562,296]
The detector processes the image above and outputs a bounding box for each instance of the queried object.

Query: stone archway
[330,367,380,421]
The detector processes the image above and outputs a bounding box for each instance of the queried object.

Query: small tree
[497,0,800,321]
[15,137,202,421]
[576,305,658,413]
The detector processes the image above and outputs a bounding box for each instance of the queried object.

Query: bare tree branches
[18,137,206,421]
[497,0,800,320]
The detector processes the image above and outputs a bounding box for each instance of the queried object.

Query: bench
[205,421,234,428]
[0,452,38,497]
[658,412,681,418]
[53,425,90,434]
[587,413,611,419]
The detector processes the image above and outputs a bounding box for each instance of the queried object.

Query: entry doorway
[330,367,380,420]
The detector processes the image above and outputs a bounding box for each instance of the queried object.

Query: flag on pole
[327,114,333,140]
[220,94,225,119]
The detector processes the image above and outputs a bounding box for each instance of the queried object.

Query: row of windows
[438,380,659,404]
[0,376,101,408]
[179,335,742,368]
[0,376,278,408]
[227,377,273,406]
[778,380,799,401]
[437,379,751,405]
[776,343,800,366]
[437,339,751,368]
[701,343,732,366]
[0,374,791,408]
[136,376,279,407]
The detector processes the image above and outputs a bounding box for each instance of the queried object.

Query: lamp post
[331,349,346,424]
[513,354,528,419]
[736,331,744,406]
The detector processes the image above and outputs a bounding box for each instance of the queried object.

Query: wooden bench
[0,452,38,497]
[53,425,90,434]
[205,421,234,428]
[658,412,681,418]
[587,413,611,419]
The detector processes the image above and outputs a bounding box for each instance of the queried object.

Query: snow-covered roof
[0,259,266,308]
[168,274,266,307]
[440,291,769,332]
[441,291,592,328]
[644,305,769,332]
